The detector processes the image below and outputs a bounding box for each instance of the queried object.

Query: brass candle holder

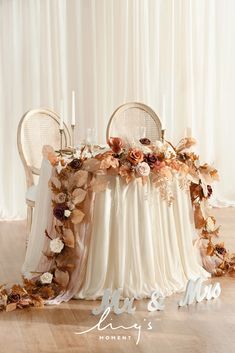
[161,129,166,143]
[71,125,75,148]
[59,128,63,155]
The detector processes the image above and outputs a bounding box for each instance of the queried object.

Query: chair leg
[26,205,33,247]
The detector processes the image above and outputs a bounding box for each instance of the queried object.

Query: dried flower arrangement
[1,136,234,312]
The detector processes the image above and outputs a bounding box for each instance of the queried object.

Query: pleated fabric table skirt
[75,176,209,299]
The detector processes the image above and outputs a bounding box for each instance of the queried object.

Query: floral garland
[1,136,235,312]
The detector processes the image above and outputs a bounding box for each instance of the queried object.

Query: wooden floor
[0,208,235,353]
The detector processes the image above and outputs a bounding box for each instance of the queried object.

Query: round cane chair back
[106,102,162,144]
[17,108,71,187]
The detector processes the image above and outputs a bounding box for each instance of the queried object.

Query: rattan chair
[106,102,162,144]
[17,108,71,244]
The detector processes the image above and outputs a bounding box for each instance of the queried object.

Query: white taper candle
[72,91,75,126]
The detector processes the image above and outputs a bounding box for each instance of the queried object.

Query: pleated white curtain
[0,0,235,218]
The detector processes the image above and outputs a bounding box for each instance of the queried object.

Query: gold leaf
[38,286,55,299]
[11,284,27,296]
[72,188,87,204]
[73,170,88,188]
[212,268,224,277]
[30,295,44,308]
[54,269,70,289]
[206,243,215,256]
[71,209,85,224]
[194,204,206,229]
[63,228,75,248]
[6,302,17,312]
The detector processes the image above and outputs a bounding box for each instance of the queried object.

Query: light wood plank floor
[0,208,235,353]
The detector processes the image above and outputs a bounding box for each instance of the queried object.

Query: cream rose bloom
[136,162,151,177]
[50,238,64,253]
[64,209,71,218]
[40,272,53,284]
[55,192,67,204]
[206,217,215,232]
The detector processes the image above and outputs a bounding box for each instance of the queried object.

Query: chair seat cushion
[26,185,37,202]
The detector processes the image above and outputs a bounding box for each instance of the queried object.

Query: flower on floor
[50,238,64,253]
[64,209,71,218]
[40,272,53,284]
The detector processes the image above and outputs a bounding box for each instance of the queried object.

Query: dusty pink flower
[136,162,150,177]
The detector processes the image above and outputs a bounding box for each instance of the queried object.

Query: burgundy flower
[68,158,83,170]
[144,153,158,168]
[207,185,213,198]
[8,293,20,303]
[53,204,67,221]
[139,138,151,145]
[215,244,226,256]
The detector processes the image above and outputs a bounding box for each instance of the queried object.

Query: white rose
[136,162,151,177]
[155,140,164,151]
[40,272,53,284]
[50,237,64,253]
[64,209,71,218]
[164,150,171,159]
[206,217,215,232]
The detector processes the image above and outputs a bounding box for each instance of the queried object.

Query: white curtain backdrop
[0,0,235,218]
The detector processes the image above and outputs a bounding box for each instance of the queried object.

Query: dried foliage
[1,136,233,312]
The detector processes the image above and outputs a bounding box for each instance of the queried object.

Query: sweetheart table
[22,140,210,303]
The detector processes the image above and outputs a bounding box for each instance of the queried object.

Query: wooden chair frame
[17,108,71,244]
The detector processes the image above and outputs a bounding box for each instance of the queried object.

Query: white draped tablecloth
[22,159,209,299]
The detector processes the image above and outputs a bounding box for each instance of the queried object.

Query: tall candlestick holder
[161,129,166,143]
[71,124,76,157]
[71,125,75,148]
[59,128,63,156]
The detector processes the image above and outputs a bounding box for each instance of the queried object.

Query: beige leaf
[72,188,87,204]
[71,209,85,224]
[160,167,173,181]
[73,170,88,187]
[63,228,75,248]
[176,137,197,152]
[83,158,101,172]
[50,176,61,190]
[6,302,17,312]
[54,269,70,288]
[90,176,110,192]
